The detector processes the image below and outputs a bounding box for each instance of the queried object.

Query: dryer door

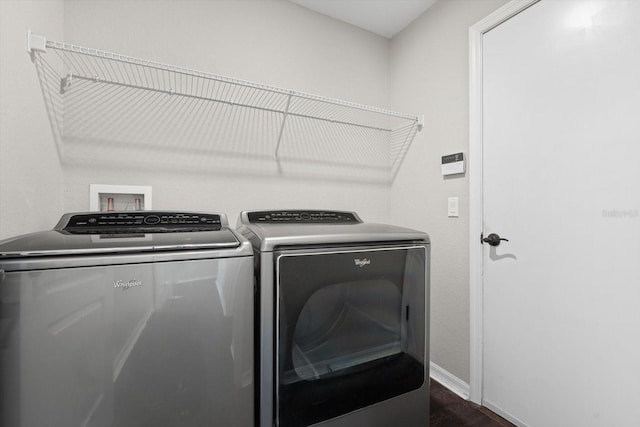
[275,245,426,426]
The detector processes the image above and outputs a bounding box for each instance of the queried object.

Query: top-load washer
[0,211,254,427]
[237,210,430,427]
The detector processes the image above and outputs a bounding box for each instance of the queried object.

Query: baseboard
[483,399,528,427]
[429,362,470,400]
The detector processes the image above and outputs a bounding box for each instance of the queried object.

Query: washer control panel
[247,210,361,224]
[61,212,222,234]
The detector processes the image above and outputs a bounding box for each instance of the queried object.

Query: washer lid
[0,229,241,258]
[0,211,241,258]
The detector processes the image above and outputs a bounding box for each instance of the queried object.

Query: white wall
[0,1,65,239]
[390,0,508,384]
[0,0,392,240]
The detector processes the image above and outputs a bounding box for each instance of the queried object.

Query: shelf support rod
[60,74,393,131]
[274,91,293,159]
[60,73,73,94]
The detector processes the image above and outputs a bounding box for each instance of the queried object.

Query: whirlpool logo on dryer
[113,279,143,290]
[354,258,371,267]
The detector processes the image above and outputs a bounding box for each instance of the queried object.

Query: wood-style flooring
[430,380,515,427]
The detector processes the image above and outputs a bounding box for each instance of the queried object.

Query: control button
[88,218,97,224]
[144,215,161,225]
[300,213,310,220]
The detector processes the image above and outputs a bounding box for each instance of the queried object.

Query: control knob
[143,215,161,225]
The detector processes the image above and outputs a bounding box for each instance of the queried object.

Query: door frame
[468,0,540,405]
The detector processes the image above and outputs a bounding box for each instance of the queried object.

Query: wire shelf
[28,32,422,182]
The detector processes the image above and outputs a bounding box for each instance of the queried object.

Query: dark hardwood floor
[430,380,514,427]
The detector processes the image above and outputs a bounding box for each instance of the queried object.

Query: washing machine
[0,211,254,427]
[237,210,430,427]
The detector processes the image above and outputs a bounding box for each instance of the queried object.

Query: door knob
[481,233,509,247]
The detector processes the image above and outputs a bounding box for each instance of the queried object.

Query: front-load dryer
[0,211,254,427]
[237,210,430,427]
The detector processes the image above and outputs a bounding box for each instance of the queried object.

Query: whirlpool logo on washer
[113,279,143,290]
[354,258,371,267]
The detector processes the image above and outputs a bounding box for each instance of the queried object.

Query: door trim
[468,0,540,405]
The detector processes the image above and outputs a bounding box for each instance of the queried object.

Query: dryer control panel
[247,210,361,224]
[59,212,222,234]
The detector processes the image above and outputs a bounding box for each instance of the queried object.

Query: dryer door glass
[291,278,402,380]
[276,246,426,427]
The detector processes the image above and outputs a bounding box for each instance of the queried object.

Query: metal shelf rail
[27,31,423,181]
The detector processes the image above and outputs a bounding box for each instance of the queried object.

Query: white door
[481,1,640,426]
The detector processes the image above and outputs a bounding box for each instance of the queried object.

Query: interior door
[482,1,640,425]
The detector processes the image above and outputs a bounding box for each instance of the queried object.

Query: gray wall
[389,0,508,383]
[0,0,393,240]
[0,0,64,238]
[0,0,510,388]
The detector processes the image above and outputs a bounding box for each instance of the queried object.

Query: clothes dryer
[0,211,254,427]
[237,210,430,427]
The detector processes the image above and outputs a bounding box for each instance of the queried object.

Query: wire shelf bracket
[27,31,424,182]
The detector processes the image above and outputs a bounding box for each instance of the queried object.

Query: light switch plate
[448,197,459,217]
